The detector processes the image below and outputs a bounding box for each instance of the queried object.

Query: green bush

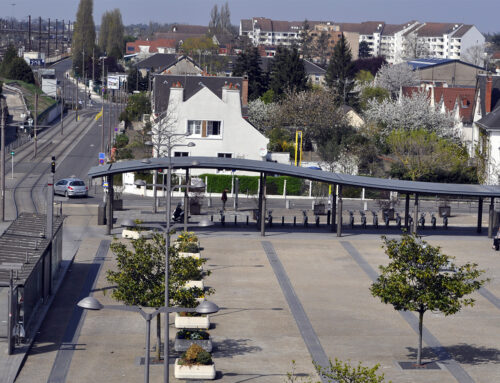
[200,174,303,196]
[115,134,129,148]
[196,350,212,365]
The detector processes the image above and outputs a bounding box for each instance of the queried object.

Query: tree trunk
[156,313,161,360]
[417,310,424,365]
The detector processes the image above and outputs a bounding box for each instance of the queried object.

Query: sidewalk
[0,206,105,383]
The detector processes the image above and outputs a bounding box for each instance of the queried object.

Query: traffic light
[51,156,56,173]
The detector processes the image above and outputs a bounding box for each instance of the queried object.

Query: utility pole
[28,15,31,51]
[83,47,86,108]
[47,18,50,58]
[55,19,58,53]
[75,76,78,122]
[60,84,64,135]
[92,48,95,84]
[38,16,41,53]
[47,156,55,243]
[1,99,5,222]
[34,93,38,157]
[101,59,105,153]
[108,91,111,153]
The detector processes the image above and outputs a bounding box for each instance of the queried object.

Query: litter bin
[98,202,107,225]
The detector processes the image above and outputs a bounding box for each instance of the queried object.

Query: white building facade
[151,75,269,175]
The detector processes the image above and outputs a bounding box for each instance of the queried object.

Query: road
[1,58,120,220]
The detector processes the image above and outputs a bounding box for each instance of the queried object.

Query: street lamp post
[77,297,219,383]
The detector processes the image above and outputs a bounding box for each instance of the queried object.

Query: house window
[217,153,232,158]
[187,120,201,136]
[207,121,221,136]
[174,152,189,157]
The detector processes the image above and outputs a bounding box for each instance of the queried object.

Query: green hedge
[199,174,304,196]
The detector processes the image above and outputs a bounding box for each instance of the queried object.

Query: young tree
[72,0,97,77]
[358,41,371,58]
[6,57,35,83]
[371,233,487,365]
[299,19,314,61]
[232,47,266,100]
[364,88,455,137]
[326,34,357,107]
[359,86,390,111]
[386,128,477,182]
[107,234,208,360]
[315,358,387,383]
[375,63,419,95]
[0,44,17,76]
[269,46,308,100]
[315,30,331,67]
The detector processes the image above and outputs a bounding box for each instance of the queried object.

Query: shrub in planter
[179,344,212,366]
[179,241,200,253]
[177,231,199,244]
[177,329,210,340]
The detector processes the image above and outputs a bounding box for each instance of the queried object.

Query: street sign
[102,181,108,189]
[99,152,105,165]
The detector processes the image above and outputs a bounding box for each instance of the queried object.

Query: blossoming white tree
[375,63,420,94]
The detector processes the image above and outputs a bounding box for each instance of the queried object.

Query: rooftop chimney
[242,76,249,107]
[485,76,493,114]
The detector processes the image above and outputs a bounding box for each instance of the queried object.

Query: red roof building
[126,39,176,55]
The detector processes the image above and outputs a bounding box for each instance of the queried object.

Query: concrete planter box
[174,336,213,352]
[174,360,216,380]
[179,252,201,259]
[175,313,210,329]
[184,280,204,289]
[122,229,153,239]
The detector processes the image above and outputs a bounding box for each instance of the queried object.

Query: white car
[54,178,88,197]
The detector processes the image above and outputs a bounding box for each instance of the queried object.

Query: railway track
[10,108,99,218]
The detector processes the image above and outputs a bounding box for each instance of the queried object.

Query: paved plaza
[12,213,500,383]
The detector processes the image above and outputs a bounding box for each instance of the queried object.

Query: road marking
[340,241,475,383]
[261,241,330,383]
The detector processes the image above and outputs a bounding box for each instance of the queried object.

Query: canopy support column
[477,197,483,233]
[260,173,267,237]
[106,175,114,235]
[331,184,336,232]
[413,194,419,235]
[337,185,343,237]
[489,197,495,238]
[404,194,410,229]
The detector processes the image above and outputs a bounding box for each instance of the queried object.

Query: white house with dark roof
[151,75,269,174]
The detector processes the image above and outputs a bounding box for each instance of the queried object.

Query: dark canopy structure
[88,157,500,236]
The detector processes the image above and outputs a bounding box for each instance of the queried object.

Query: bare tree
[402,32,431,60]
[462,44,486,67]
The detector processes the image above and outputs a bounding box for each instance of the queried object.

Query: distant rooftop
[406,58,455,70]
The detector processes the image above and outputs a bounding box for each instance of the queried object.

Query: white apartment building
[240,17,304,46]
[341,21,485,64]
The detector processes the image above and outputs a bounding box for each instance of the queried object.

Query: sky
[5,0,500,34]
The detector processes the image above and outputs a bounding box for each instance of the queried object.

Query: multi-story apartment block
[339,21,484,64]
[239,17,304,47]
[240,18,485,65]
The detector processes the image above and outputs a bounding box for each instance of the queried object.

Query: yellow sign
[294,130,303,166]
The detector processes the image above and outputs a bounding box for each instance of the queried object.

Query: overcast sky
[6,0,499,34]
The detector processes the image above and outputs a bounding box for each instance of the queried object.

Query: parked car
[54,178,88,197]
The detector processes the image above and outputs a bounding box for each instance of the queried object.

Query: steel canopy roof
[88,157,500,198]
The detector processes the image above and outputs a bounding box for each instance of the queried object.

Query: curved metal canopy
[88,156,500,198]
